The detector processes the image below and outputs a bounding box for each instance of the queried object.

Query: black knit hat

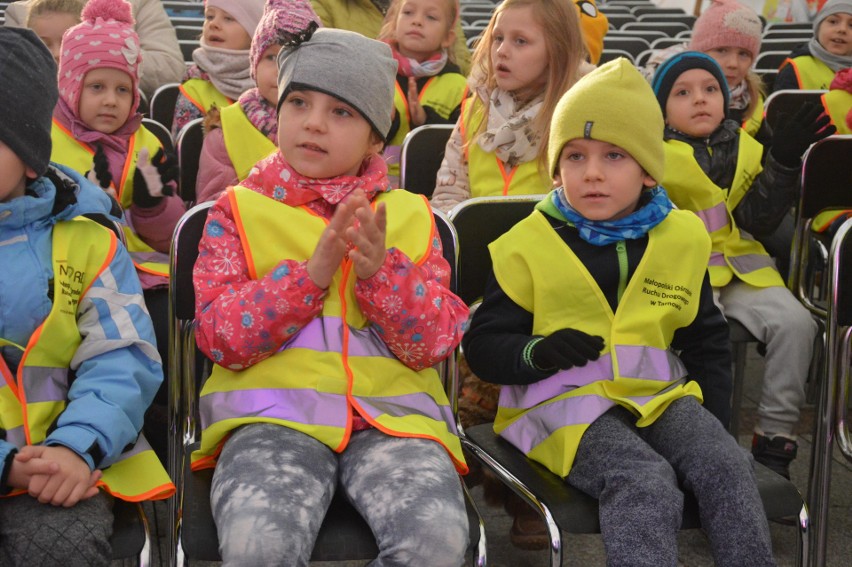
[0,27,58,177]
[651,51,730,118]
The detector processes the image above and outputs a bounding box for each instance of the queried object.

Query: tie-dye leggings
[210,423,469,566]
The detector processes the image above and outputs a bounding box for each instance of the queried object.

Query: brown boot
[506,492,550,550]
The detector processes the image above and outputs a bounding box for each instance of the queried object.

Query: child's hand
[770,102,837,167]
[20,445,102,507]
[308,192,362,289]
[5,450,59,490]
[86,143,116,199]
[346,196,387,281]
[407,77,426,128]
[530,329,605,371]
[132,147,178,208]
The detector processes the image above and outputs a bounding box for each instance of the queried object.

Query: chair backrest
[599,49,634,65]
[788,136,852,315]
[399,124,454,198]
[753,50,789,70]
[764,89,827,135]
[637,13,696,27]
[649,36,685,50]
[762,29,812,40]
[606,29,667,43]
[174,24,203,41]
[631,6,686,17]
[149,82,181,132]
[621,21,690,37]
[605,13,637,29]
[141,117,175,156]
[448,195,546,306]
[179,39,200,62]
[760,38,807,53]
[602,36,651,58]
[176,117,205,204]
[755,68,779,93]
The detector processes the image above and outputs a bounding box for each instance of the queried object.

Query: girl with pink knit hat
[171,0,266,139]
[195,0,321,204]
[50,0,187,460]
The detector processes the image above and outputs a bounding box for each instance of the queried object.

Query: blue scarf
[552,186,673,246]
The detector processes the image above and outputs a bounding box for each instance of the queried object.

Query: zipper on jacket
[616,240,627,304]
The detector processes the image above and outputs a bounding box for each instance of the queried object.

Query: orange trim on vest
[179,83,206,114]
[497,160,518,195]
[228,188,258,280]
[0,355,19,400]
[52,119,134,198]
[98,480,176,502]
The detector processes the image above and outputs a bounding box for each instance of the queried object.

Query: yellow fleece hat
[576,0,608,65]
[547,58,665,182]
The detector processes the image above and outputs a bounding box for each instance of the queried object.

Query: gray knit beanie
[814,0,852,34]
[276,27,398,139]
[0,27,58,177]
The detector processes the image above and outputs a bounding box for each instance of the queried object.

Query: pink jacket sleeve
[355,225,470,371]
[195,128,239,204]
[128,193,187,254]
[193,193,326,369]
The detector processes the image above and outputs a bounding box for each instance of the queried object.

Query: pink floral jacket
[193,152,470,373]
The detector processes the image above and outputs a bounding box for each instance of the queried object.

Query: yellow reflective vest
[220,102,278,182]
[0,219,174,501]
[489,208,708,477]
[822,89,852,135]
[781,55,836,90]
[386,74,467,181]
[662,132,785,289]
[50,121,170,277]
[460,96,551,198]
[179,78,233,115]
[192,187,467,473]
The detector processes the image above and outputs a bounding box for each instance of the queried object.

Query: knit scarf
[390,46,448,78]
[808,37,852,72]
[475,86,543,169]
[191,40,255,100]
[552,186,673,246]
[238,88,278,142]
[240,151,391,218]
[53,97,143,192]
[728,79,750,111]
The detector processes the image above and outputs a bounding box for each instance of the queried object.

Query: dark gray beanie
[276,27,398,139]
[0,27,58,177]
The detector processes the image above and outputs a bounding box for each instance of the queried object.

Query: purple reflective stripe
[615,345,687,381]
[499,354,614,409]
[281,317,394,358]
[695,202,729,233]
[356,393,458,434]
[709,252,727,266]
[500,395,616,455]
[200,388,348,429]
[22,367,68,403]
[729,254,776,274]
[4,426,25,448]
[129,250,169,264]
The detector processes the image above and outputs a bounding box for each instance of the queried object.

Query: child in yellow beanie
[462,58,776,565]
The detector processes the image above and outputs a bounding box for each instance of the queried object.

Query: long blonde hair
[26,0,85,26]
[377,0,459,65]
[468,0,585,167]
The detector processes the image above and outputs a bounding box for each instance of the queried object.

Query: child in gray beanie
[192,27,471,565]
[774,0,852,91]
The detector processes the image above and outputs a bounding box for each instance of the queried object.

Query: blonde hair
[377,0,459,64]
[468,0,585,168]
[26,0,85,27]
[743,69,765,120]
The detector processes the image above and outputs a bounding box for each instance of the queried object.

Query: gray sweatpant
[0,491,112,567]
[714,280,817,436]
[567,397,775,567]
[211,423,469,567]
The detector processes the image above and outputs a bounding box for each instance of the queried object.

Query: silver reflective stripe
[695,201,729,233]
[356,393,458,434]
[615,346,687,382]
[21,366,68,403]
[728,253,776,275]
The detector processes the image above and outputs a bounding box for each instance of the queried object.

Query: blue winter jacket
[0,164,163,486]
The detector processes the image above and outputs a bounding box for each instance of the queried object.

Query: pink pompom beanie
[206,0,266,37]
[690,0,762,58]
[57,0,141,115]
[250,0,322,81]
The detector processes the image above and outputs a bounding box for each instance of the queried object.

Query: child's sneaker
[752,433,798,479]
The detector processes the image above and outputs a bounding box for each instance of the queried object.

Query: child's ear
[643,174,657,188]
[553,172,562,187]
[442,28,456,50]
[25,167,39,180]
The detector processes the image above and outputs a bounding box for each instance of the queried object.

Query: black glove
[85,143,113,190]
[132,147,178,208]
[770,102,836,167]
[530,329,605,371]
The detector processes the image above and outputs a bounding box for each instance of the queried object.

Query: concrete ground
[144,343,852,566]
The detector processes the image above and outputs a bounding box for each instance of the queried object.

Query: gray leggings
[567,397,776,567]
[211,423,469,567]
[0,491,112,567]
